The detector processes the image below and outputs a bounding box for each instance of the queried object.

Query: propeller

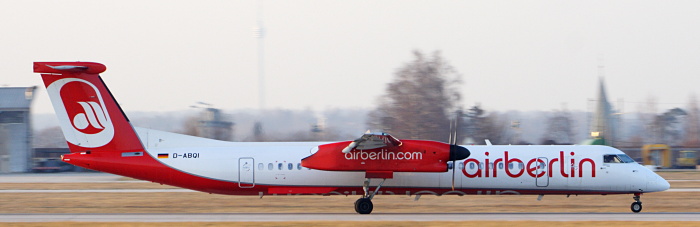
[448,115,470,191]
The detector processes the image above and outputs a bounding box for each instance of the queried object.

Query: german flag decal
[157,153,169,159]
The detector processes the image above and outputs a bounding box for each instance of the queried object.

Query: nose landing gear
[354,178,386,214]
[355,197,373,214]
[630,193,643,213]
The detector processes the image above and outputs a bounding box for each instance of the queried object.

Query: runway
[2,189,700,193]
[1,213,700,222]
[0,172,125,183]
[1,173,698,222]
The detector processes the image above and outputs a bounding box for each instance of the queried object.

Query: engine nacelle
[301,140,469,173]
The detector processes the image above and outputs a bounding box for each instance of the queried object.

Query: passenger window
[297,163,302,170]
[267,163,273,170]
[469,163,475,169]
[479,163,483,170]
[498,163,504,169]
[278,163,283,170]
[288,163,293,170]
[459,162,464,170]
[447,162,454,170]
[258,163,263,170]
[508,163,513,169]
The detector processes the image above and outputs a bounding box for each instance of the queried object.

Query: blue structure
[0,87,36,173]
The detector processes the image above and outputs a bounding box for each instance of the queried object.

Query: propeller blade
[448,119,453,145]
[449,115,471,191]
[452,160,456,191]
[451,118,457,190]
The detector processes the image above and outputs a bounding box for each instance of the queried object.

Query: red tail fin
[35,62,143,153]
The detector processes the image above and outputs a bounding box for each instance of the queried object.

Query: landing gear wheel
[355,198,373,214]
[631,201,642,213]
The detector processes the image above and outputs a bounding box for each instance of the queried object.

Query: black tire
[354,198,373,214]
[631,201,642,213]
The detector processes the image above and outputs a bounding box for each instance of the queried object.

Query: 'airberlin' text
[462,151,595,178]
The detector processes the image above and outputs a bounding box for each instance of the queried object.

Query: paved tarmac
[2,173,699,222]
[1,188,699,193]
[0,173,124,183]
[1,213,699,222]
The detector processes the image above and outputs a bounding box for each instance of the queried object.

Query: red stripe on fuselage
[63,150,249,195]
[63,150,628,197]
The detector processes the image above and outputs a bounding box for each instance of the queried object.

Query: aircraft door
[535,157,549,187]
[238,157,255,188]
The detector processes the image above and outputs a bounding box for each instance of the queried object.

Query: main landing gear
[354,178,386,214]
[631,193,643,213]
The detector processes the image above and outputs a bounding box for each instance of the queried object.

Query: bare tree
[540,109,575,145]
[683,95,700,147]
[463,105,486,143]
[367,50,461,142]
[640,96,659,144]
[463,105,508,145]
[180,116,199,136]
[248,122,266,142]
[649,108,687,145]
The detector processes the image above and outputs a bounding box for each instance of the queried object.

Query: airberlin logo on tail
[46,78,115,148]
[72,101,108,133]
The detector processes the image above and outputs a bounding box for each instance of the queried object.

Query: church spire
[590,77,617,146]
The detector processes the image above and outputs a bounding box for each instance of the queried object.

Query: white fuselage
[137,128,670,195]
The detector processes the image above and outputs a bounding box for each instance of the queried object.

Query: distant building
[33,148,83,172]
[197,108,234,141]
[0,87,36,173]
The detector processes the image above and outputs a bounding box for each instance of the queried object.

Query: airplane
[34,61,670,214]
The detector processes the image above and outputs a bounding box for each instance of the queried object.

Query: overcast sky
[4,1,700,114]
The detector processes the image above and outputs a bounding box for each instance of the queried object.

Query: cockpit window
[617,154,635,163]
[604,154,635,163]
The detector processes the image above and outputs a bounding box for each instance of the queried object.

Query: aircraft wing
[342,132,402,153]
